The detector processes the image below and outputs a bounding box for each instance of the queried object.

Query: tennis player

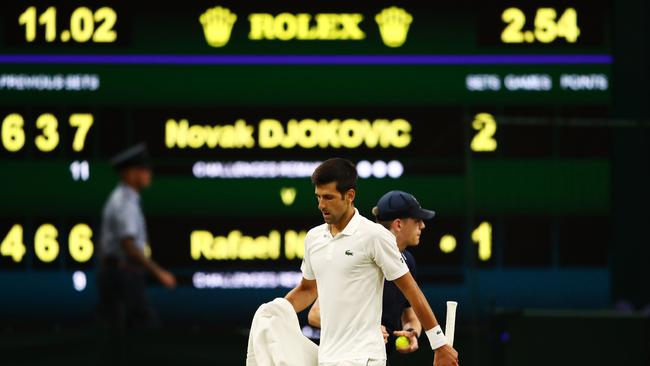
[284,158,458,366]
[308,190,435,360]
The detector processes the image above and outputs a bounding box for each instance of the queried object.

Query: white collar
[337,208,361,236]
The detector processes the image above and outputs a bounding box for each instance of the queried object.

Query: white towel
[246,297,318,366]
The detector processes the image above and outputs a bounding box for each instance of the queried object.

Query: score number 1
[438,221,493,261]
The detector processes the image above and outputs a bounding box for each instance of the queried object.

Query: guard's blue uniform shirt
[99,183,148,260]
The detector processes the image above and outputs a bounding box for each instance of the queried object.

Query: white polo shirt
[301,208,409,363]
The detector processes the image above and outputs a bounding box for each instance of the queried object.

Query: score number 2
[471,113,497,152]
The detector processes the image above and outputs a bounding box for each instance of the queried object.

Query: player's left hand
[393,329,419,354]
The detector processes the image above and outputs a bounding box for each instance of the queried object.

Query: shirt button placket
[325,234,334,261]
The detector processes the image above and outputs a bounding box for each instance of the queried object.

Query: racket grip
[445,301,458,346]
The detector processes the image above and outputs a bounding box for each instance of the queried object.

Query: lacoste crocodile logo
[345,250,353,256]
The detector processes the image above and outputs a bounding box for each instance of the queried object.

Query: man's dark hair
[311,158,357,197]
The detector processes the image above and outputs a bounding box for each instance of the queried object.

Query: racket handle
[445,301,458,346]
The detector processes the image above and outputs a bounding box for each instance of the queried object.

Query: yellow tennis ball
[395,335,410,349]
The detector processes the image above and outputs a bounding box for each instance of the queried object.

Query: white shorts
[319,359,385,366]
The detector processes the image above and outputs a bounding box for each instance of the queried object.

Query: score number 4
[1,223,94,263]
[1,113,93,153]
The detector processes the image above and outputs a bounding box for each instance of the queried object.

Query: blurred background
[1,0,648,365]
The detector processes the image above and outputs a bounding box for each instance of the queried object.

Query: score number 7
[69,114,94,152]
[471,113,497,152]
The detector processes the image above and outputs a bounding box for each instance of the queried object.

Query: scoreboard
[0,0,611,105]
[0,0,612,318]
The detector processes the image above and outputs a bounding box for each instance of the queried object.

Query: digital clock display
[18,6,118,44]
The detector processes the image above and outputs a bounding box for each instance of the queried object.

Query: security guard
[97,143,176,329]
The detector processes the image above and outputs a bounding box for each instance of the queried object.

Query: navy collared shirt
[382,249,417,352]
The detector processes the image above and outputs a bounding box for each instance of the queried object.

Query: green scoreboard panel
[0,0,611,303]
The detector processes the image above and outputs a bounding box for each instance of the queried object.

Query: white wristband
[425,325,447,350]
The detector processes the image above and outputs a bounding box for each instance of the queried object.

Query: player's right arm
[285,277,317,313]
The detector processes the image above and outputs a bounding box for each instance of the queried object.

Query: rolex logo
[375,7,412,48]
[200,6,237,47]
